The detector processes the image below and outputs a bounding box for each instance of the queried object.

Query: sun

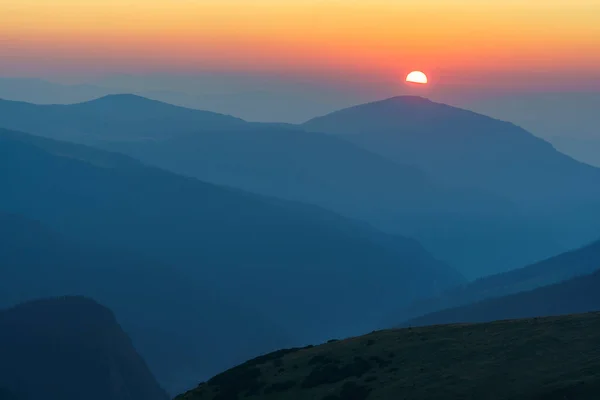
[406,71,428,84]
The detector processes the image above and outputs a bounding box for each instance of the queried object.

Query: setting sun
[406,71,428,84]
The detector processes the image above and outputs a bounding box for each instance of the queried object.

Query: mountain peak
[381,95,433,103]
[303,94,511,136]
[81,93,164,106]
[71,93,246,125]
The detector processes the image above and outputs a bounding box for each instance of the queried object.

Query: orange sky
[1,0,599,87]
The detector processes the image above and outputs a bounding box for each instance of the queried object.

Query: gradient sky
[1,0,599,89]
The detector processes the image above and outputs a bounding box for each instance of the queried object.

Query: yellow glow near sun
[406,71,428,84]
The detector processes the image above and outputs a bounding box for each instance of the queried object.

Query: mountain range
[2,87,600,399]
[0,127,465,391]
[1,94,591,277]
[2,77,599,142]
[304,96,600,210]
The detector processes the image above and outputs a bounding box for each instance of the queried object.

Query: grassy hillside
[176,312,600,400]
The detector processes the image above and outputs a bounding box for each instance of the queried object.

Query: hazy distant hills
[305,96,600,269]
[0,128,463,351]
[0,212,292,394]
[0,94,245,143]
[2,77,599,140]
[176,312,600,400]
[0,296,168,400]
[0,95,568,277]
[3,80,600,399]
[393,238,600,324]
[304,96,600,209]
[456,91,600,145]
[405,267,600,328]
[0,94,497,220]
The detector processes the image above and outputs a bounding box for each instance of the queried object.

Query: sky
[1,0,599,143]
[1,0,600,90]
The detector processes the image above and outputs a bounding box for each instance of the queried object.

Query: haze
[2,1,600,400]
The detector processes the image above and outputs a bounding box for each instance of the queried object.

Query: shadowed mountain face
[392,239,600,324]
[0,128,463,348]
[175,312,600,400]
[0,96,566,277]
[0,297,168,400]
[304,96,600,210]
[0,388,19,400]
[405,268,600,328]
[0,212,291,394]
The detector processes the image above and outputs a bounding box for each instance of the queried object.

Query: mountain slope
[304,96,600,273]
[176,312,600,400]
[0,296,168,400]
[0,388,19,400]
[0,128,462,343]
[405,268,600,328]
[393,239,600,323]
[0,212,290,394]
[304,96,600,210]
[550,136,600,168]
[0,96,565,277]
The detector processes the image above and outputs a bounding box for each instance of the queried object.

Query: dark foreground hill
[0,297,168,400]
[405,267,600,328]
[176,312,600,400]
[0,388,19,400]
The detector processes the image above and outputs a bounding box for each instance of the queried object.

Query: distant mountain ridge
[0,95,568,277]
[393,238,600,324]
[405,268,600,328]
[0,296,168,400]
[304,96,600,273]
[304,96,600,209]
[0,94,245,143]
